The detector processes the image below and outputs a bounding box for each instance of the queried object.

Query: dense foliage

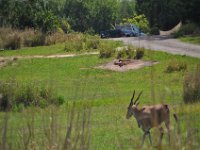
[0,0,136,33]
[0,0,199,33]
[136,0,200,30]
[122,14,150,33]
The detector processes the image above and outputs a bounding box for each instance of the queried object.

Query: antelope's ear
[136,102,140,106]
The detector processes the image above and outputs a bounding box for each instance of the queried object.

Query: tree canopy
[0,0,199,33]
[136,0,200,30]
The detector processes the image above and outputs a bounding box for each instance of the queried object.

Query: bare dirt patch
[96,59,158,72]
[0,52,99,68]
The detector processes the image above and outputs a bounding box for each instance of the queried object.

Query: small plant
[165,60,187,73]
[116,46,144,59]
[99,43,116,58]
[135,47,145,59]
[0,81,65,111]
[172,23,200,38]
[122,14,150,33]
[183,65,200,103]
[116,49,127,59]
[85,36,100,50]
[126,46,136,59]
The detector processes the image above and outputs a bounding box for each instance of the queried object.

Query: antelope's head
[126,90,142,119]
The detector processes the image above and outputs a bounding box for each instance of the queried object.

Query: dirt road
[112,35,200,58]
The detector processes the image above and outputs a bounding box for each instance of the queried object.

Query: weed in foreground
[183,64,200,103]
[0,105,91,150]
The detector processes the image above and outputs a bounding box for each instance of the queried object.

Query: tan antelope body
[126,91,178,146]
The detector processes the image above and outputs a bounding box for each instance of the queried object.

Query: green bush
[135,47,145,59]
[116,46,144,60]
[60,19,72,33]
[85,36,100,50]
[165,60,187,73]
[122,14,150,33]
[184,65,200,103]
[35,10,60,33]
[0,81,65,111]
[173,23,200,38]
[99,43,116,58]
[150,27,160,35]
[117,49,127,59]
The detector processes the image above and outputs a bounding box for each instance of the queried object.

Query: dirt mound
[96,59,158,72]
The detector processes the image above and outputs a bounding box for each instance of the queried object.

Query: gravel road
[112,35,200,58]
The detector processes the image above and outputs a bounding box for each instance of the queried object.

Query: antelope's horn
[130,90,135,106]
[134,91,143,104]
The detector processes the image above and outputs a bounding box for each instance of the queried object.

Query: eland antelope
[126,91,178,146]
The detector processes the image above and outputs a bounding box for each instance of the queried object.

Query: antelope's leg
[141,132,147,146]
[147,131,152,146]
[165,121,171,145]
[158,127,164,145]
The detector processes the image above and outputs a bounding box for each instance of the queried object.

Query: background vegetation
[0,0,136,33]
[136,0,200,30]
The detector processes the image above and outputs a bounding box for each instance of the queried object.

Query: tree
[135,0,200,30]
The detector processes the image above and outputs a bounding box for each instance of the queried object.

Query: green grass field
[0,43,200,149]
[179,36,200,45]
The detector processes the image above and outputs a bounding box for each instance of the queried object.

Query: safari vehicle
[116,24,145,37]
[100,29,124,38]
[100,24,145,38]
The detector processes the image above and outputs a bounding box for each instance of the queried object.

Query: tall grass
[0,28,102,51]
[0,104,91,150]
[184,64,200,103]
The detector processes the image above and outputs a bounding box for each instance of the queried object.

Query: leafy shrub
[165,60,187,73]
[116,46,144,59]
[135,47,145,59]
[172,23,200,38]
[60,19,72,33]
[35,10,60,33]
[183,65,200,103]
[117,49,127,59]
[99,43,116,58]
[122,14,150,33]
[116,46,133,59]
[0,81,65,111]
[84,35,100,50]
[56,95,65,105]
[150,27,160,35]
